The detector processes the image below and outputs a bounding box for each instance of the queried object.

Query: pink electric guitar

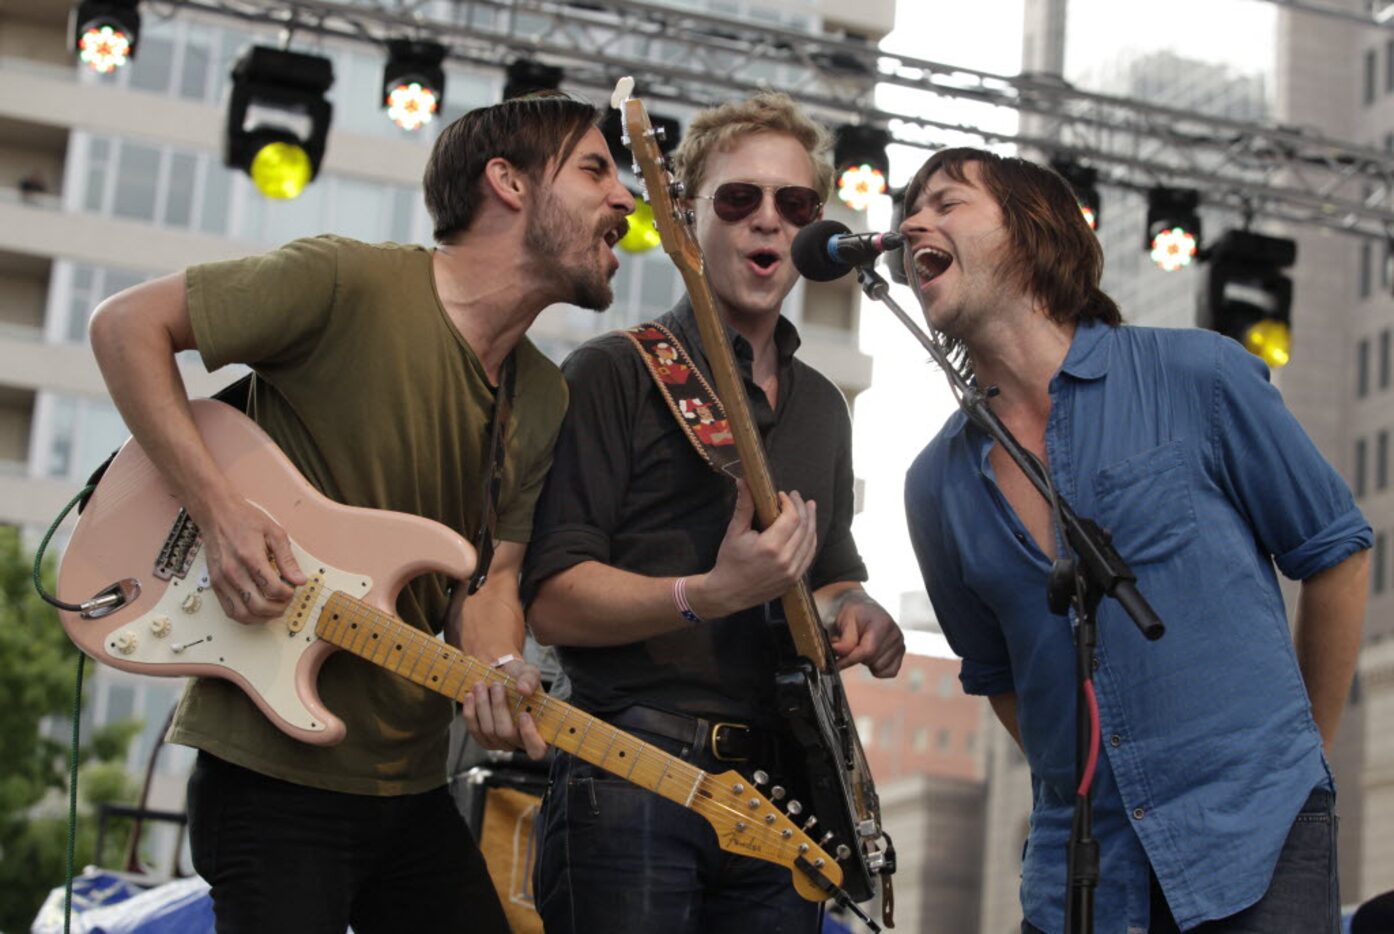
[56,399,841,901]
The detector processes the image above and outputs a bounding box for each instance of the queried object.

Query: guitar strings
[317,592,836,870]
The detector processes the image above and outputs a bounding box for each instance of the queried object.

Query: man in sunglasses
[506,93,904,932]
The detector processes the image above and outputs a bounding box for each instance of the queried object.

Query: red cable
[1077,678,1101,797]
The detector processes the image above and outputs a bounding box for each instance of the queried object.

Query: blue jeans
[187,752,508,934]
[1023,788,1339,934]
[534,726,823,934]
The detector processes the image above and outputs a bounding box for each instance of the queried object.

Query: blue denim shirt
[905,319,1371,933]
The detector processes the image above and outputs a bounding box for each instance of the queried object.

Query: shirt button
[1091,657,1100,672]
[1110,734,1122,747]
[1132,807,1146,820]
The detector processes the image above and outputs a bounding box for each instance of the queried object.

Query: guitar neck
[676,267,829,669]
[315,592,704,806]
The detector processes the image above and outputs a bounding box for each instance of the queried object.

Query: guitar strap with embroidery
[623,321,743,480]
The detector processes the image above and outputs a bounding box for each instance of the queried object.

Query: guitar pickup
[283,577,325,634]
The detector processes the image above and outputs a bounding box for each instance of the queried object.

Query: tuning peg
[820,831,835,847]
[649,125,667,142]
[836,844,851,861]
[770,785,785,801]
[802,815,818,832]
[731,782,745,794]
[748,798,761,810]
[785,800,802,816]
[668,181,686,198]
[735,821,747,832]
[683,209,696,225]
[752,770,768,785]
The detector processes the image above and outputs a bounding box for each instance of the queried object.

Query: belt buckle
[710,722,750,762]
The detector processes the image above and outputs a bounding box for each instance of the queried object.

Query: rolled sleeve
[1210,338,1372,580]
[906,448,1014,696]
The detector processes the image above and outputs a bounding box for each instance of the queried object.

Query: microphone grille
[792,219,854,282]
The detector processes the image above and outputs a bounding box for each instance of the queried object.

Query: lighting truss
[155,0,1394,240]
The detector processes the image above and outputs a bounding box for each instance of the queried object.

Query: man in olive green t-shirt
[89,94,634,934]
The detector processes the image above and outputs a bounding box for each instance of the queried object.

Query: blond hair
[673,92,834,200]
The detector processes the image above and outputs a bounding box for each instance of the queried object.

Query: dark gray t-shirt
[521,299,866,723]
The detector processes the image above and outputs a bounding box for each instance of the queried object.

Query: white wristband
[490,654,518,669]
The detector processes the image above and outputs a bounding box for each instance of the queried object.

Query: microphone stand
[854,264,1165,934]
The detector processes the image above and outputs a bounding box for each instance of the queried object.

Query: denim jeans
[533,726,824,934]
[1023,787,1339,934]
[187,752,508,934]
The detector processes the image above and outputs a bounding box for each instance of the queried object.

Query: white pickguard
[100,539,371,734]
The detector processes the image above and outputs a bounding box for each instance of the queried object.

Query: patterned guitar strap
[623,322,743,480]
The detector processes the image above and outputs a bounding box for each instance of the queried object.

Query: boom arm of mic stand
[855,265,1164,642]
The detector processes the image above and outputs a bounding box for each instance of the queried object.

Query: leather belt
[608,705,769,763]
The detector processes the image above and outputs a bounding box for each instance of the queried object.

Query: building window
[936,729,952,752]
[913,727,929,752]
[1379,431,1390,491]
[1361,241,1374,299]
[1382,330,1392,390]
[1357,437,1368,498]
[1359,338,1371,398]
[1375,533,1387,595]
[1367,48,1379,105]
[907,668,925,691]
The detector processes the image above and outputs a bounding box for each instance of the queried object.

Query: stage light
[71,0,140,74]
[1051,159,1101,231]
[618,198,662,253]
[1145,186,1201,272]
[833,125,891,212]
[383,39,445,132]
[502,59,562,101]
[224,46,334,200]
[1198,229,1297,369]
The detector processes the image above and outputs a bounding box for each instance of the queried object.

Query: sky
[849,0,1277,648]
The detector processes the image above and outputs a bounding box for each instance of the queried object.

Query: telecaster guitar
[616,79,895,925]
[56,398,838,901]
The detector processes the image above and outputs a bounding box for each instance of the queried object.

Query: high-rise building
[0,0,880,860]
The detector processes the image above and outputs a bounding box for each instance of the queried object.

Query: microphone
[792,219,906,282]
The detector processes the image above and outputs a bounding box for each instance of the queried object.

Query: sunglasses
[693,182,823,227]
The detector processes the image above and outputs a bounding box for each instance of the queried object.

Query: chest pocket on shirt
[1091,439,1199,565]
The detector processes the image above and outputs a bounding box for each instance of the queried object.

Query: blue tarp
[31,870,213,934]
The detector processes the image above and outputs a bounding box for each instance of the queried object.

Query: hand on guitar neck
[685,479,818,621]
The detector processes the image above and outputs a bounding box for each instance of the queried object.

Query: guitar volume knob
[149,616,172,637]
[113,631,138,655]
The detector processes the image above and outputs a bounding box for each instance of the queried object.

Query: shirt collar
[669,296,802,366]
[1057,317,1113,381]
[939,318,1116,441]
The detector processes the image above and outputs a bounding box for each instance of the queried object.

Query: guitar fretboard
[312,590,827,877]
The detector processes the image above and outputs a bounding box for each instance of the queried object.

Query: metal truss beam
[162,0,1394,240]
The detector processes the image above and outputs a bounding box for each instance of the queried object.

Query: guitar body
[56,399,476,745]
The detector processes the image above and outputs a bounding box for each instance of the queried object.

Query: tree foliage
[0,527,138,932]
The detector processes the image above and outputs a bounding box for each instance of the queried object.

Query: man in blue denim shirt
[900,149,1371,934]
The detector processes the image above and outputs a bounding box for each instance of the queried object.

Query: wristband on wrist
[672,576,703,624]
[489,654,518,669]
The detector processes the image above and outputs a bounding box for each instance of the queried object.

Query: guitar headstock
[612,77,703,277]
[697,768,844,902]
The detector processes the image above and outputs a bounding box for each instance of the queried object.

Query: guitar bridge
[153,508,201,581]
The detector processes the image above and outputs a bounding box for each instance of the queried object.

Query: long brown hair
[903,148,1121,328]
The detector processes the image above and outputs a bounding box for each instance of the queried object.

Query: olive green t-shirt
[166,235,567,795]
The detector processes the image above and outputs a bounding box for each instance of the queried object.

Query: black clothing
[521,299,866,723]
[187,752,509,934]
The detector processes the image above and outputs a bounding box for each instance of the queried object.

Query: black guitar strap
[466,354,516,595]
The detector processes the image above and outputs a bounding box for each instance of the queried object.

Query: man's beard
[524,191,618,312]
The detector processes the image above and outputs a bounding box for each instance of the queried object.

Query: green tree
[0,526,138,932]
